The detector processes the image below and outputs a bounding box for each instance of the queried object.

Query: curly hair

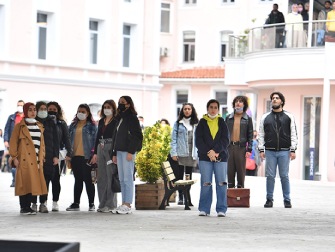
[232,96,249,112]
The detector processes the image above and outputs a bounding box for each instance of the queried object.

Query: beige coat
[9,120,47,196]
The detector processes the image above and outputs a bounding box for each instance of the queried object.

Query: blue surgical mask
[235,107,244,113]
[37,111,48,119]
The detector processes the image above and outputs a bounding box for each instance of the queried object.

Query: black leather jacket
[258,110,298,152]
[226,112,253,153]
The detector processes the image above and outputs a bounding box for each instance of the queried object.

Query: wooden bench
[159,161,197,210]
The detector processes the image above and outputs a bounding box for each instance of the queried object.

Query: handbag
[111,163,121,193]
[246,157,256,170]
[227,188,250,207]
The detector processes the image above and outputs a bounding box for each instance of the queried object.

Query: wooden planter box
[135,182,164,210]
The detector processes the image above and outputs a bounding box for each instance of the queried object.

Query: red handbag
[246,157,256,170]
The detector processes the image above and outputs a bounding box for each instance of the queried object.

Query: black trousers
[71,156,95,205]
[228,145,246,188]
[19,193,32,209]
[52,164,61,202]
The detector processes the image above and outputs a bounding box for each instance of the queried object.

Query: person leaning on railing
[326,0,335,42]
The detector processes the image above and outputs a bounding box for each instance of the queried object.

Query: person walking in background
[246,130,262,176]
[0,129,5,172]
[91,100,119,213]
[9,102,47,215]
[170,103,199,205]
[265,3,285,48]
[258,92,298,208]
[112,96,143,214]
[285,4,304,48]
[66,104,97,211]
[47,101,72,212]
[31,101,59,213]
[317,1,332,45]
[226,96,253,188]
[195,99,230,217]
[326,0,335,41]
[4,100,25,187]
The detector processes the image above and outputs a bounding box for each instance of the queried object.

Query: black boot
[178,191,184,205]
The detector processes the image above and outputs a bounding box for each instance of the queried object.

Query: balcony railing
[228,20,335,58]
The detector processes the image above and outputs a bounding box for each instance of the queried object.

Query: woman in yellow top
[326,1,335,36]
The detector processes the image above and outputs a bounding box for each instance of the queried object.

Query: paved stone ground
[1,171,335,252]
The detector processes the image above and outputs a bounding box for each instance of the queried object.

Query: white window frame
[123,24,132,68]
[89,20,99,64]
[185,0,197,5]
[222,0,235,3]
[37,12,48,60]
[161,3,171,33]
[0,5,5,56]
[220,30,233,62]
[183,31,195,62]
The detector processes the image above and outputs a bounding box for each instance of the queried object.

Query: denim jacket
[170,121,197,160]
[69,121,97,159]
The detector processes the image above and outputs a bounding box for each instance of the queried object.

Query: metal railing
[228,20,335,58]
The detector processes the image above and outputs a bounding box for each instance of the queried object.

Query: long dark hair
[47,101,65,121]
[177,102,199,125]
[72,103,95,124]
[100,100,117,118]
[119,96,138,115]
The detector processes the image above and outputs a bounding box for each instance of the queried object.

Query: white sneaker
[52,201,59,212]
[109,208,117,214]
[116,205,132,214]
[31,203,37,213]
[199,211,208,216]
[217,212,226,217]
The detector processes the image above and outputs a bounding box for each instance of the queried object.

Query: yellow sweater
[326,10,335,32]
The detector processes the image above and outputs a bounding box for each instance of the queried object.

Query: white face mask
[25,118,36,123]
[77,112,87,121]
[235,107,244,113]
[104,109,113,116]
[17,106,23,113]
[37,111,48,119]
[207,113,219,119]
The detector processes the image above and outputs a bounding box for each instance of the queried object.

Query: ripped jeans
[198,161,228,214]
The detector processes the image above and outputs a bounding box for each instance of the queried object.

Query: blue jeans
[265,150,291,202]
[117,151,135,204]
[198,161,228,214]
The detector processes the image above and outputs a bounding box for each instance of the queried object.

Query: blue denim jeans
[117,151,135,204]
[198,161,228,215]
[265,150,291,202]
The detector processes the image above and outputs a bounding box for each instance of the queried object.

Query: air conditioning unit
[160,47,169,57]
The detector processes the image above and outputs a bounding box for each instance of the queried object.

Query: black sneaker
[264,199,273,208]
[88,204,95,211]
[284,200,292,208]
[66,203,80,211]
[20,207,36,215]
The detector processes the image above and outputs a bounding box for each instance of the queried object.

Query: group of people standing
[170,93,297,217]
[265,1,335,48]
[6,96,143,215]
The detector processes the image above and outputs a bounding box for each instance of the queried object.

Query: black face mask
[118,104,127,112]
[48,111,57,116]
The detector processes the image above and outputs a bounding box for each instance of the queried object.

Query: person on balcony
[265,3,285,48]
[326,0,335,42]
[317,1,332,45]
[285,4,304,48]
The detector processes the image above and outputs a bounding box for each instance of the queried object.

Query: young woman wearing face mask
[9,103,48,215]
[47,101,72,212]
[170,103,199,205]
[225,96,253,189]
[112,96,143,214]
[196,99,230,217]
[67,104,97,211]
[31,101,60,213]
[91,100,119,213]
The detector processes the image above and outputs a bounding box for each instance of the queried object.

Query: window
[0,5,4,55]
[176,90,188,116]
[223,0,235,3]
[185,0,197,4]
[37,13,48,60]
[89,20,99,64]
[215,91,228,118]
[161,3,170,33]
[123,25,131,67]
[220,30,233,61]
[183,31,195,62]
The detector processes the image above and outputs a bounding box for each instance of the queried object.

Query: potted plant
[135,121,172,209]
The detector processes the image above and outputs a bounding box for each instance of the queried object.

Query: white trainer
[199,211,208,216]
[52,201,59,212]
[217,212,226,217]
[116,205,132,214]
